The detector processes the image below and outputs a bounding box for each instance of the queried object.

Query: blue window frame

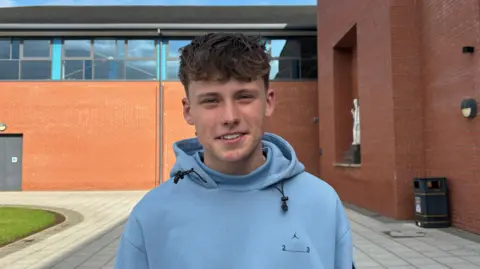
[0,36,317,81]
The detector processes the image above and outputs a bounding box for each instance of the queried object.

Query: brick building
[0,5,319,190]
[317,0,480,234]
[1,1,479,236]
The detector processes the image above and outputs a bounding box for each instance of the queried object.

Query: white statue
[351,98,360,145]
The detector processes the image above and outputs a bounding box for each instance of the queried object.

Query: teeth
[222,134,242,140]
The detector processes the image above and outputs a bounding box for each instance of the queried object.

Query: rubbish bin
[413,177,450,228]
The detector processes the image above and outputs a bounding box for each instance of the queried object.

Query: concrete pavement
[0,191,146,269]
[1,191,480,269]
[346,205,480,268]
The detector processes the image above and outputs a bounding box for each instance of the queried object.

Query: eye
[202,98,217,104]
[239,94,253,99]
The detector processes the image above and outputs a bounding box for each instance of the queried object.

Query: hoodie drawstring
[173,168,289,213]
[274,181,289,213]
[173,168,207,184]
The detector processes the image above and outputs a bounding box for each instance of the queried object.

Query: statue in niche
[344,98,361,164]
[351,98,360,145]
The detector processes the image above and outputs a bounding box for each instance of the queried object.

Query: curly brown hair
[178,33,271,95]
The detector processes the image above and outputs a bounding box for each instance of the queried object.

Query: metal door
[0,134,22,191]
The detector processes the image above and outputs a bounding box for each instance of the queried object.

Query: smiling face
[177,33,273,174]
[182,78,275,174]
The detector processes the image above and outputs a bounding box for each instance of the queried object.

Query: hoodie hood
[169,132,305,192]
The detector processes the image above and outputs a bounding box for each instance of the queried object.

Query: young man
[115,33,353,269]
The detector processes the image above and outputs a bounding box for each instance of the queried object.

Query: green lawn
[0,207,60,247]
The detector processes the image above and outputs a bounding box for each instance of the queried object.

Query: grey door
[0,134,23,191]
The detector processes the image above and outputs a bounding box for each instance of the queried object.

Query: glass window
[63,60,87,80]
[11,40,20,59]
[23,40,51,58]
[270,39,301,58]
[301,59,317,79]
[84,60,93,80]
[166,60,179,80]
[270,59,300,80]
[269,38,317,59]
[265,37,317,80]
[20,61,51,79]
[127,40,155,59]
[298,37,317,58]
[64,40,91,58]
[116,39,126,59]
[93,59,125,80]
[93,39,122,59]
[0,39,10,59]
[126,60,156,80]
[0,60,19,80]
[167,40,191,58]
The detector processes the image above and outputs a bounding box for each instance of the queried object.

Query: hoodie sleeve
[335,198,353,269]
[114,213,149,269]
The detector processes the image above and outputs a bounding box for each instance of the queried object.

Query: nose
[222,101,240,127]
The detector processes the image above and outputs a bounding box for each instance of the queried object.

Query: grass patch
[0,206,65,247]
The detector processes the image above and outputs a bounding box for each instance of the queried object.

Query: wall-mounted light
[0,123,6,132]
[461,98,477,119]
[463,46,475,53]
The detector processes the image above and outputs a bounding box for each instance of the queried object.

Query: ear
[182,97,195,125]
[265,87,275,117]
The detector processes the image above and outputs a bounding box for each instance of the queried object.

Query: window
[267,37,317,80]
[23,40,51,58]
[61,39,157,80]
[163,37,316,81]
[165,40,191,81]
[0,38,52,80]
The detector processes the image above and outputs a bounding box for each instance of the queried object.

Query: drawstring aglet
[281,196,289,212]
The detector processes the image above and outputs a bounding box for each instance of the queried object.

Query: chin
[218,149,250,162]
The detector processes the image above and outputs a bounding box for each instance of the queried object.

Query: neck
[203,145,266,175]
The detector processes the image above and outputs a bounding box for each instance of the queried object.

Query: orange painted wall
[161,81,319,182]
[0,81,318,190]
[0,82,159,190]
[161,82,195,182]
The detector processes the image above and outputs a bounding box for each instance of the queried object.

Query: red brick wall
[266,82,320,178]
[419,0,480,233]
[318,0,397,217]
[162,81,320,182]
[318,0,480,234]
[0,82,159,190]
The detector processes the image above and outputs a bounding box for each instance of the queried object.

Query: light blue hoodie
[114,132,353,269]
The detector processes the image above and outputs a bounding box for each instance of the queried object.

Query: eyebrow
[196,92,219,99]
[196,88,259,99]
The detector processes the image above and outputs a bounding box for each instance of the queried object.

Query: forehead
[188,79,265,97]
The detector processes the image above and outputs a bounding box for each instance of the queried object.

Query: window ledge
[334,163,361,168]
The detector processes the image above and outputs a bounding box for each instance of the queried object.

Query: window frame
[163,37,317,82]
[164,39,191,81]
[61,38,158,81]
[0,38,53,81]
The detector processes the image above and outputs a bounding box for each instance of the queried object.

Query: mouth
[216,132,247,141]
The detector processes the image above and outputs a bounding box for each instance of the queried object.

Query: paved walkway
[0,191,146,269]
[1,192,480,269]
[347,206,480,268]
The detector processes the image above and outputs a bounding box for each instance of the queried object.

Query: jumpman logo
[282,232,310,253]
[292,232,299,240]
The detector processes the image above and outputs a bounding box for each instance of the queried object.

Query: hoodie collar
[169,132,305,192]
[192,146,272,191]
